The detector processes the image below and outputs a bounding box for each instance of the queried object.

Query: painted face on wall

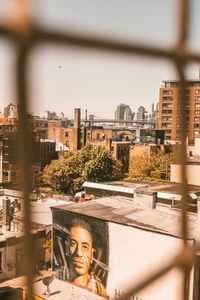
[69,226,93,276]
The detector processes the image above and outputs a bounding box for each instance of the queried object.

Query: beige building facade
[171,163,200,186]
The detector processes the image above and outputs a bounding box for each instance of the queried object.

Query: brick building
[90,139,130,173]
[159,78,200,142]
[0,132,57,188]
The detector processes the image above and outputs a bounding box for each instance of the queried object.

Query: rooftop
[0,274,105,300]
[103,180,200,195]
[51,196,200,243]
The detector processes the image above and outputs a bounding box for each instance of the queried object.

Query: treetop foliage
[43,144,123,194]
[129,147,175,179]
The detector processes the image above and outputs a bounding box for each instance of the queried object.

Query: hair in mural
[52,210,109,297]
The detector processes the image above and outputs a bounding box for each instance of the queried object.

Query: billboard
[52,207,194,300]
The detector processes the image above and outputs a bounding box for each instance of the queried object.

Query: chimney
[105,138,112,152]
[2,197,11,232]
[134,190,157,209]
[73,108,81,151]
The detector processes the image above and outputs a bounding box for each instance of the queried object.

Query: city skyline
[1,1,200,119]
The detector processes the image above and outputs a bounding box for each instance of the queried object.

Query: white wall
[171,164,200,185]
[107,222,193,300]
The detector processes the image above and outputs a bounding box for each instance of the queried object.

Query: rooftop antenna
[42,275,54,295]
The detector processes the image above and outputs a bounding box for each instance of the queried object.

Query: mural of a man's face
[69,226,93,277]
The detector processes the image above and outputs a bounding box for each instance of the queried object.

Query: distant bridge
[70,119,157,125]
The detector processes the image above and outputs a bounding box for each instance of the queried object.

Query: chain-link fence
[0,0,199,299]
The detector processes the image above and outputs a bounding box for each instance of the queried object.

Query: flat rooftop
[100,180,200,195]
[52,196,200,243]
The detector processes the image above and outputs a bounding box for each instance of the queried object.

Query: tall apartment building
[159,79,200,142]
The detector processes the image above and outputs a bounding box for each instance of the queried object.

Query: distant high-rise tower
[137,106,145,120]
[114,103,132,126]
[151,102,155,114]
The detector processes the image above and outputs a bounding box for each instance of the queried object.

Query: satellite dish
[42,275,54,295]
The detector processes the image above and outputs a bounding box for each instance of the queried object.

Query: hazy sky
[1,0,200,118]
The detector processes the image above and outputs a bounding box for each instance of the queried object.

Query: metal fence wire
[0,0,199,299]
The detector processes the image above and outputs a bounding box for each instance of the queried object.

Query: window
[162,90,173,95]
[65,132,68,137]
[195,96,200,101]
[195,110,200,115]
[162,103,172,108]
[96,133,100,139]
[195,103,200,108]
[162,116,172,121]
[194,117,200,122]
[194,124,200,128]
[162,96,173,101]
[162,123,172,128]
[162,110,172,114]
[194,131,200,136]
[195,89,200,94]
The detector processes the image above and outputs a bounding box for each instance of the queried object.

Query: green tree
[42,144,123,193]
[43,152,80,193]
[129,148,175,179]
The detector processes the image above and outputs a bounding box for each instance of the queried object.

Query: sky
[1,0,200,119]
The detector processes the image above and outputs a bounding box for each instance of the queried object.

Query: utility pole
[166,160,168,180]
[83,109,87,146]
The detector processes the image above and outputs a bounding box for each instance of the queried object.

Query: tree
[129,148,175,179]
[42,153,80,193]
[42,144,123,194]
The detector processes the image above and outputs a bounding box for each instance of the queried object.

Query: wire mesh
[0,0,197,299]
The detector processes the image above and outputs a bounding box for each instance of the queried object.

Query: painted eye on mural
[82,244,89,251]
[69,240,77,248]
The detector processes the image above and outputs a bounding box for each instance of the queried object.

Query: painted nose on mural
[76,244,83,257]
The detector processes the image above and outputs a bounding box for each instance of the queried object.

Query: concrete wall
[0,241,16,280]
[130,145,159,158]
[171,164,200,185]
[0,232,45,281]
[107,222,193,300]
